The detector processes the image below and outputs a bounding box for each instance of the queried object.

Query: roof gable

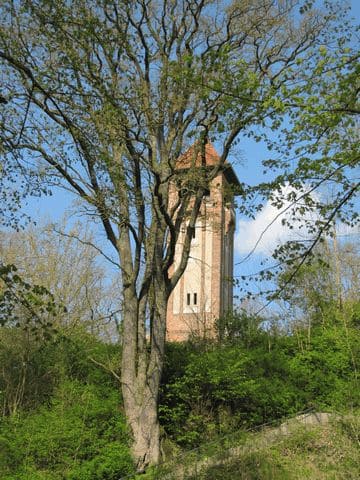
[176,142,241,189]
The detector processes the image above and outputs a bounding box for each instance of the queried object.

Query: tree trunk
[121,284,167,472]
[128,385,161,472]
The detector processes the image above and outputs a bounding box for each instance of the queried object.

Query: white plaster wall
[204,222,213,312]
[183,222,202,313]
[172,221,205,315]
[172,236,182,315]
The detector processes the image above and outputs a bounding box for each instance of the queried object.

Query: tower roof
[177,142,241,190]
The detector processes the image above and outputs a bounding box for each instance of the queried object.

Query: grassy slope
[195,423,359,479]
[149,411,360,480]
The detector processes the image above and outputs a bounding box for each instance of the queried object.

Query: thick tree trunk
[121,284,167,472]
[127,385,161,472]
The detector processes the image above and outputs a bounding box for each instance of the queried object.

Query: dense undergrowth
[1,241,360,479]
[1,301,359,479]
[0,330,133,480]
[160,308,360,450]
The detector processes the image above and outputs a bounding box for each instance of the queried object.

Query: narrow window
[191,227,196,239]
[187,293,191,306]
[193,293,197,305]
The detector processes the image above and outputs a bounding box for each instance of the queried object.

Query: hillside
[148,411,360,480]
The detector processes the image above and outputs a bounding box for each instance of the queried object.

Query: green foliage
[0,380,132,479]
[160,313,359,448]
[0,327,131,479]
[287,324,360,409]
[215,309,264,346]
[0,328,56,415]
[0,327,120,415]
[0,308,358,477]
[161,344,296,446]
[0,262,63,333]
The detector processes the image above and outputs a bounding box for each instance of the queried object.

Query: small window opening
[191,227,196,239]
[204,188,211,200]
[187,293,191,306]
[193,293,197,305]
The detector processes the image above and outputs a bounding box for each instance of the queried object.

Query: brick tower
[166,143,240,341]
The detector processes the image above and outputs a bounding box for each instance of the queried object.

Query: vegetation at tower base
[0,0,358,470]
[0,324,358,479]
[159,318,359,450]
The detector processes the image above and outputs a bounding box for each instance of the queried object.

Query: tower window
[191,227,196,239]
[186,292,198,306]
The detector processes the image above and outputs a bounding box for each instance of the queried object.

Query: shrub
[0,379,133,479]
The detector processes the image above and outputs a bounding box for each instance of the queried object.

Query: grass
[144,411,360,480]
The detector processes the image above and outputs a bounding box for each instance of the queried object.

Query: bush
[160,321,359,448]
[160,344,300,447]
[0,363,133,479]
[0,327,121,415]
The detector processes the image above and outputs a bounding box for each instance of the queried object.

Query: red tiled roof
[177,142,220,168]
[176,142,241,188]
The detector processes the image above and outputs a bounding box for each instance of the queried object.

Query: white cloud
[235,185,318,256]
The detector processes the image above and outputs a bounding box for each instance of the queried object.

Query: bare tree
[0,219,120,337]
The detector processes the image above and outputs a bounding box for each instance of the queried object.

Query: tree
[282,238,359,318]
[0,0,356,470]
[0,220,121,337]
[0,219,122,416]
[0,262,61,332]
[277,236,360,358]
[238,19,359,304]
